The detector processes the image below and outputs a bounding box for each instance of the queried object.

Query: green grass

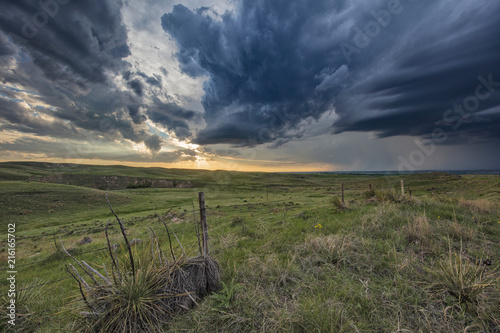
[1,163,499,332]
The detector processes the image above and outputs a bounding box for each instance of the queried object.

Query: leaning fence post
[198,192,209,257]
[341,183,344,205]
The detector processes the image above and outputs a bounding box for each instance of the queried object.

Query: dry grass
[215,232,240,250]
[304,234,354,258]
[459,198,499,214]
[406,215,431,245]
[299,234,366,272]
[446,221,475,241]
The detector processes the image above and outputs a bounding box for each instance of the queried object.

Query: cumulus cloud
[0,0,198,160]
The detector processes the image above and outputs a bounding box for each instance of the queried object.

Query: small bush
[211,278,242,310]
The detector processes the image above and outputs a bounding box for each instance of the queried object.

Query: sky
[0,0,499,172]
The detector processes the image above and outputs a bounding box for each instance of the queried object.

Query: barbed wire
[3,198,303,298]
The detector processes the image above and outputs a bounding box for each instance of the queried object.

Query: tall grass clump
[425,244,499,305]
[62,195,220,332]
[405,215,431,245]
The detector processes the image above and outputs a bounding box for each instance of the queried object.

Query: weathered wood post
[369,184,372,191]
[401,180,405,196]
[198,192,209,257]
[409,189,412,197]
[341,183,344,205]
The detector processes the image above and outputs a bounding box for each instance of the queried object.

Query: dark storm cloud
[0,97,82,139]
[144,134,163,153]
[146,97,197,139]
[128,79,143,96]
[127,105,146,125]
[0,31,15,56]
[162,0,349,145]
[214,149,240,157]
[162,0,500,146]
[0,0,130,86]
[332,0,500,144]
[123,70,163,93]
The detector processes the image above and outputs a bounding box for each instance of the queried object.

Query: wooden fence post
[198,192,209,257]
[401,180,405,196]
[369,184,372,191]
[341,183,344,204]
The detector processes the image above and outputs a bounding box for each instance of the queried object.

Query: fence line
[4,195,306,298]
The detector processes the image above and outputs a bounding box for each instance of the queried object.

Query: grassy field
[0,163,499,332]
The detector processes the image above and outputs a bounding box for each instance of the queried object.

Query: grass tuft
[331,197,346,210]
[406,215,431,245]
[424,244,499,305]
[64,200,221,332]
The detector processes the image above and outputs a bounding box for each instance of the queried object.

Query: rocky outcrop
[27,174,193,190]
